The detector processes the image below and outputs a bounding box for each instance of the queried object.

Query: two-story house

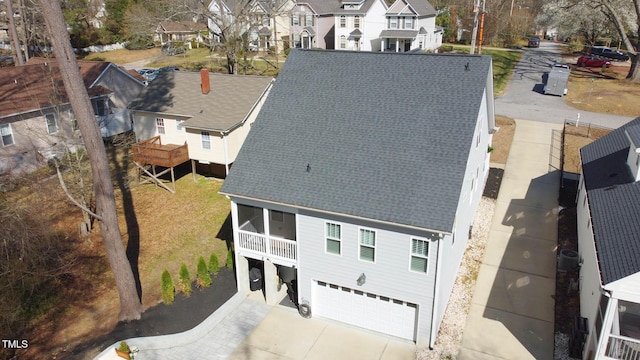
[333,0,387,52]
[576,117,640,359]
[289,0,336,49]
[380,0,442,52]
[220,49,496,346]
[208,0,293,54]
[129,69,273,179]
[0,59,145,175]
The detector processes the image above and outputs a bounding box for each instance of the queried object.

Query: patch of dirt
[483,168,504,199]
[562,124,612,174]
[491,116,515,164]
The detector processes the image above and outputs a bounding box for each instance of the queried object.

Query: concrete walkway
[458,119,562,359]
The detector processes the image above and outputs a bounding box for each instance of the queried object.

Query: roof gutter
[1,93,109,121]
[220,193,452,235]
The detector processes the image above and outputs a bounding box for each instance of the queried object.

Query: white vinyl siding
[410,238,429,273]
[326,222,341,255]
[201,131,211,149]
[45,113,58,134]
[0,124,14,146]
[156,117,165,134]
[359,228,376,262]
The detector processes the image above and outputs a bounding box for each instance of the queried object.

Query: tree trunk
[38,0,143,321]
[6,0,24,65]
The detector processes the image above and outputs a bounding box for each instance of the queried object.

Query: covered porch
[233,203,297,267]
[597,297,640,359]
[380,30,417,52]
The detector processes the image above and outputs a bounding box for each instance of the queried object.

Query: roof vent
[200,69,210,95]
[465,62,470,71]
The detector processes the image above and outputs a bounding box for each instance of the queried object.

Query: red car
[577,56,611,68]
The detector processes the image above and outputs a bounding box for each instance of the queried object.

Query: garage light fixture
[357,273,366,286]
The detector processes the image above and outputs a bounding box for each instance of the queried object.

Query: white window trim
[201,131,211,149]
[0,123,15,147]
[156,117,165,135]
[409,237,430,274]
[340,35,346,49]
[358,227,376,263]
[45,113,58,134]
[340,15,346,28]
[176,119,183,131]
[325,221,342,256]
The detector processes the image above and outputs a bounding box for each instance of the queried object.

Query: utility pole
[469,0,479,54]
[477,0,486,54]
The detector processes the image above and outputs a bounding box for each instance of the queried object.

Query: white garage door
[313,280,417,340]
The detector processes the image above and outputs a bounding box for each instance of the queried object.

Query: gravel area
[416,196,496,359]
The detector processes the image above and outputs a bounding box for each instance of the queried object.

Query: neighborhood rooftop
[580,117,640,284]
[220,49,493,232]
[0,60,114,119]
[129,71,273,132]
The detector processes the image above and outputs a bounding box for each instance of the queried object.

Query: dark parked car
[528,37,540,48]
[159,66,180,72]
[589,46,630,61]
[577,56,611,68]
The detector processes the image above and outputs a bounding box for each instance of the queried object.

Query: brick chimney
[200,69,210,94]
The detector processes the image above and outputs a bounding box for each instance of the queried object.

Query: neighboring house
[576,117,640,359]
[333,0,387,52]
[207,0,293,53]
[0,59,145,175]
[155,21,209,47]
[220,49,496,346]
[129,69,273,178]
[289,0,338,49]
[380,0,442,52]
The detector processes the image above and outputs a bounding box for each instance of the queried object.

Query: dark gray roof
[299,0,340,15]
[380,29,419,38]
[581,117,640,285]
[129,71,272,132]
[406,0,436,17]
[220,49,492,232]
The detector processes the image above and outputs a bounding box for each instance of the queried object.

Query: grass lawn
[490,116,516,164]
[83,48,161,64]
[7,149,232,359]
[450,45,522,96]
[564,69,640,117]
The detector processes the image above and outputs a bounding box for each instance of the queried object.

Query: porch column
[236,255,250,295]
[395,39,399,52]
[263,260,280,305]
[381,38,385,52]
[263,208,271,257]
[596,296,617,358]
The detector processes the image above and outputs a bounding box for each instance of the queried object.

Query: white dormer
[624,125,640,181]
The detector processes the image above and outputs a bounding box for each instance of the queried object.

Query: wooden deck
[132,136,189,167]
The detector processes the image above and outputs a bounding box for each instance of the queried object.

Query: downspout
[429,234,444,348]
[222,131,230,176]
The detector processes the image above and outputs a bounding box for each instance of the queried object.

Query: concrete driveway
[229,304,416,360]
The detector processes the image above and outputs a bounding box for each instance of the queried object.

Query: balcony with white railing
[605,334,640,360]
[235,204,297,267]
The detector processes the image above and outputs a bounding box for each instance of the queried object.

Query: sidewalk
[458,119,562,359]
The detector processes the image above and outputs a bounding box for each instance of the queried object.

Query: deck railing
[132,136,189,167]
[605,334,640,360]
[237,230,296,262]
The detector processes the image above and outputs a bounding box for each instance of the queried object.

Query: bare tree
[38,0,142,321]
[5,0,24,65]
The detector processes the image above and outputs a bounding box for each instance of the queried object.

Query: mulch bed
[483,168,504,199]
[555,180,581,336]
[68,267,237,359]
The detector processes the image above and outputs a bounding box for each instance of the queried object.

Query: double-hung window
[45,113,58,134]
[156,118,165,134]
[359,229,376,262]
[326,222,341,255]
[354,15,360,29]
[306,13,313,26]
[405,17,413,29]
[340,35,346,49]
[410,238,429,273]
[201,131,211,149]
[292,14,299,26]
[176,120,183,131]
[389,17,397,29]
[340,15,346,28]
[0,124,14,146]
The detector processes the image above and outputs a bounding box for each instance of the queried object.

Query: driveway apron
[458,119,562,359]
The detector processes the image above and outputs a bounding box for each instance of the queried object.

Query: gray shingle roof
[129,71,273,132]
[380,29,419,38]
[299,0,340,15]
[220,49,492,232]
[581,117,640,285]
